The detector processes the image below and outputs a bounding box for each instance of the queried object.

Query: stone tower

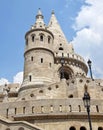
[18,9,88,100]
[0,9,103,130]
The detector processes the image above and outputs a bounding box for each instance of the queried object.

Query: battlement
[0,99,103,121]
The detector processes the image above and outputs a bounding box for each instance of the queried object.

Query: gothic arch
[98,127,103,130]
[58,66,73,80]
[80,126,87,130]
[69,126,76,130]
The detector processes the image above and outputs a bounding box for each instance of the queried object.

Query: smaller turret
[31,8,46,29]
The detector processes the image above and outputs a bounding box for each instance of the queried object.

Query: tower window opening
[32,35,35,42]
[68,94,73,98]
[41,58,43,63]
[59,47,63,50]
[96,105,99,112]
[31,56,33,61]
[80,126,86,130]
[23,107,25,114]
[32,106,34,113]
[15,108,17,115]
[6,108,9,118]
[78,105,81,112]
[69,126,76,130]
[98,127,103,130]
[29,75,32,82]
[48,36,51,43]
[49,63,51,67]
[60,71,70,80]
[40,35,43,41]
[69,105,72,112]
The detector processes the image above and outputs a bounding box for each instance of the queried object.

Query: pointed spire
[36,8,44,19]
[32,8,45,29]
[48,10,68,45]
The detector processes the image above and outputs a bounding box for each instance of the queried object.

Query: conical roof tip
[37,8,42,15]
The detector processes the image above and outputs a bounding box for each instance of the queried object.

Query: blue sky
[0,0,103,84]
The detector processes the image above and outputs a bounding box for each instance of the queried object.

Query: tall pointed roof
[32,8,46,29]
[48,11,68,45]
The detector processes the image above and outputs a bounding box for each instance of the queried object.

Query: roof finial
[51,10,55,14]
[38,8,42,15]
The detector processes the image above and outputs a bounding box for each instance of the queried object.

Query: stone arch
[69,126,76,130]
[18,127,25,130]
[80,126,87,130]
[98,127,103,130]
[39,33,45,41]
[58,66,73,80]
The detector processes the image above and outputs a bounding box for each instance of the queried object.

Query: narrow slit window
[69,105,72,112]
[15,108,17,115]
[32,106,34,113]
[78,105,81,112]
[48,36,51,43]
[32,35,35,42]
[96,105,99,112]
[40,35,43,41]
[6,108,9,118]
[31,56,33,61]
[29,75,32,82]
[23,107,25,114]
[41,58,43,63]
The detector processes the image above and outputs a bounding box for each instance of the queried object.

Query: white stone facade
[0,9,103,130]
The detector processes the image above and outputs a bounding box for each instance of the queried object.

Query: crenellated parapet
[0,99,103,121]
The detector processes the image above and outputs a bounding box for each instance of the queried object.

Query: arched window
[68,94,73,98]
[69,126,76,130]
[29,75,32,82]
[41,58,43,63]
[48,36,51,43]
[40,35,43,41]
[60,71,70,80]
[80,126,86,130]
[31,56,33,61]
[18,127,24,130]
[98,127,103,130]
[31,35,35,42]
[59,47,63,50]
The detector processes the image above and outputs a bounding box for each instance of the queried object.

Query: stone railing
[0,99,102,120]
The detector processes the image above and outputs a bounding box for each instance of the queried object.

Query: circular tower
[19,9,55,96]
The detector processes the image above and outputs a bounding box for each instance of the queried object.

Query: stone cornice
[13,112,103,121]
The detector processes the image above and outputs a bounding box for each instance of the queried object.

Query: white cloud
[0,78,9,85]
[13,72,23,84]
[72,0,103,78]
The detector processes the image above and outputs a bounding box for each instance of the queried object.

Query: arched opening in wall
[31,35,35,42]
[59,47,63,50]
[18,127,25,130]
[68,94,73,98]
[80,126,87,130]
[98,127,103,130]
[58,66,73,80]
[40,35,43,41]
[69,126,76,130]
[48,36,51,43]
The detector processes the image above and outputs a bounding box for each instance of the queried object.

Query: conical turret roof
[32,8,46,29]
[48,11,68,45]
